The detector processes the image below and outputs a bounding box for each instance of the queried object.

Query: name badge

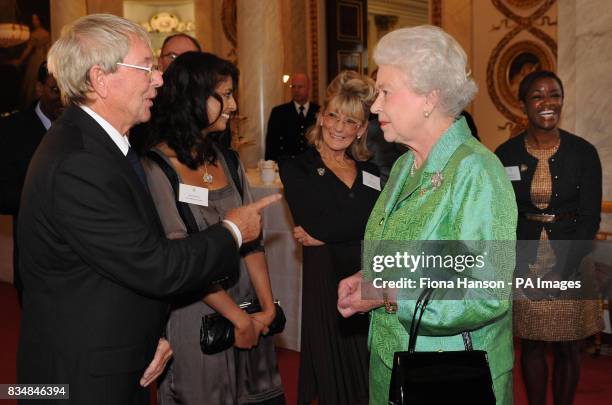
[362,171,381,191]
[178,183,209,206]
[505,166,521,182]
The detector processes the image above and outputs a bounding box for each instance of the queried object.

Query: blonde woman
[280,70,379,405]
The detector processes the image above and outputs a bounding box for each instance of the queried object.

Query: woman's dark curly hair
[148,51,239,169]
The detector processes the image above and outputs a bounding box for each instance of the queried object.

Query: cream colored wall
[315,0,327,102]
[235,0,284,167]
[50,0,87,41]
[51,1,216,57]
[442,0,472,112]
[367,0,429,74]
[234,0,312,166]
[558,0,612,229]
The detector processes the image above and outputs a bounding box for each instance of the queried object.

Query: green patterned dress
[364,118,517,404]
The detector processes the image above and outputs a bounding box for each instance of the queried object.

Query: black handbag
[388,288,496,405]
[200,300,286,354]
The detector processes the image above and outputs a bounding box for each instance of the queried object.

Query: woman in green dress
[337,25,518,404]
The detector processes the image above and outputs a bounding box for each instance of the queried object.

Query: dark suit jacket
[0,103,47,215]
[279,147,380,244]
[17,105,239,404]
[265,101,319,161]
[365,117,405,187]
[0,103,47,302]
[495,130,601,241]
[495,129,601,279]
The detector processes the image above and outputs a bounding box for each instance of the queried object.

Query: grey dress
[142,147,284,405]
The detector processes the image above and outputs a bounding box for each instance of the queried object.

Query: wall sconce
[282,74,290,83]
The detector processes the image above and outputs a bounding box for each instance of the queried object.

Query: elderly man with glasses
[17,14,279,404]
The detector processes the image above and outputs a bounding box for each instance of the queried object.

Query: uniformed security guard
[265,73,320,162]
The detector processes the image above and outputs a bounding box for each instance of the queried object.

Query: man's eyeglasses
[161,52,178,61]
[322,111,362,131]
[116,62,159,79]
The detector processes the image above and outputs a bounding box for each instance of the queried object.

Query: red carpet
[1,282,610,404]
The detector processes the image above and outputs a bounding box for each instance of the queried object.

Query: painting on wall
[488,39,556,134]
[505,0,543,8]
[497,40,555,111]
[337,51,362,73]
[487,0,557,136]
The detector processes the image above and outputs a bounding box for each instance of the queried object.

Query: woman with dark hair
[142,52,285,405]
[496,70,602,405]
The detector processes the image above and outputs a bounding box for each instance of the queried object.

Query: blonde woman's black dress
[280,148,380,405]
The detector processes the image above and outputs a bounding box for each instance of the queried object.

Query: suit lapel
[65,106,147,193]
[63,106,162,225]
[306,104,318,121]
[29,109,47,140]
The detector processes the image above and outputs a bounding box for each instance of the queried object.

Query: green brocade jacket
[364,118,517,405]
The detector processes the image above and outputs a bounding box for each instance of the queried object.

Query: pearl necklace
[410,160,419,177]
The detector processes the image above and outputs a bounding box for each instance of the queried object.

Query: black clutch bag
[388,288,496,405]
[200,299,286,355]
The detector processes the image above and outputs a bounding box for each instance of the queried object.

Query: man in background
[158,33,201,72]
[0,61,63,306]
[265,73,319,162]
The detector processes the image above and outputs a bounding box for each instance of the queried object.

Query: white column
[558,0,612,226]
[236,0,285,168]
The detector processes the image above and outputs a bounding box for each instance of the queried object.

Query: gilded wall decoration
[337,1,363,43]
[505,0,542,8]
[221,0,237,62]
[487,0,557,133]
[309,0,319,101]
[431,0,442,27]
[497,40,554,110]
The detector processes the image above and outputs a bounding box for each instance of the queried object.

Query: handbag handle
[407,288,473,353]
[407,288,434,353]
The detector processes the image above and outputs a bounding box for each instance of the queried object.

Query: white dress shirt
[79,105,131,156]
[34,102,52,131]
[293,100,310,116]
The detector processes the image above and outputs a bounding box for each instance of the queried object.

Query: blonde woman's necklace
[333,157,349,169]
[202,162,214,184]
[321,152,349,169]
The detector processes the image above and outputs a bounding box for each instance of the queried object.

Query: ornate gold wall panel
[309,0,319,100]
[431,0,442,27]
[487,0,557,132]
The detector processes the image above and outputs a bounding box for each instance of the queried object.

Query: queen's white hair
[373,25,477,117]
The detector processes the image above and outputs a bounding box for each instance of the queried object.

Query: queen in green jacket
[337,26,518,405]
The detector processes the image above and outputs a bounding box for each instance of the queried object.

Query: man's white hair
[48,13,151,105]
